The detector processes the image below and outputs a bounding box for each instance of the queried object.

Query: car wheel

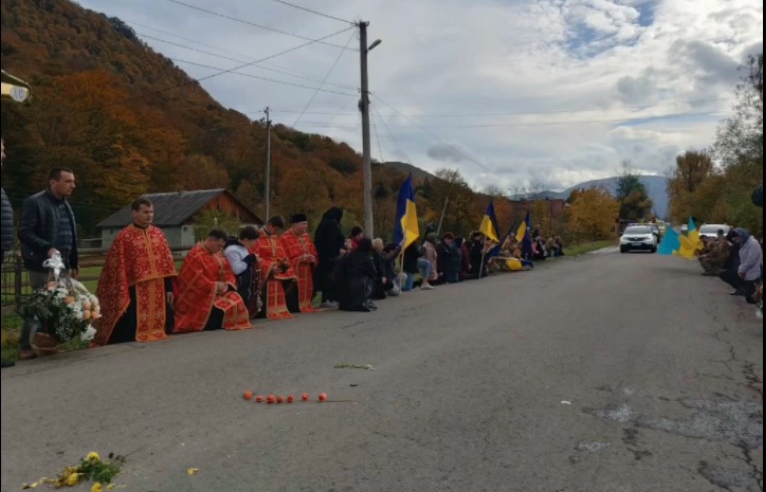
[651,247,657,254]
[620,246,628,254]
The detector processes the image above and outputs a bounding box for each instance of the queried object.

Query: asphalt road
[1,250,762,492]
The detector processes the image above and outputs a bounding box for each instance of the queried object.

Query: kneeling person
[173,229,253,333]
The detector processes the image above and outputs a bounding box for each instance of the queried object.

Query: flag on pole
[479,199,500,243]
[657,225,681,255]
[677,216,702,259]
[394,173,419,250]
[516,211,533,259]
[516,211,530,243]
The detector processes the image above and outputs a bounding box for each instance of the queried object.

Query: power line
[261,0,355,25]
[171,58,356,96]
[82,25,356,113]
[372,104,410,163]
[268,95,733,119]
[293,31,356,127]
[130,26,357,91]
[371,110,386,164]
[288,109,732,129]
[161,0,359,51]
[372,93,490,171]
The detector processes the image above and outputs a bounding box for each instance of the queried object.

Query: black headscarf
[314,207,345,260]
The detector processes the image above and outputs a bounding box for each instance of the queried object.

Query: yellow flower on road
[86,452,101,461]
[65,473,80,486]
[91,483,103,492]
[186,467,200,475]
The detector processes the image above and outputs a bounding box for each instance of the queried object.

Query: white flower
[80,325,96,342]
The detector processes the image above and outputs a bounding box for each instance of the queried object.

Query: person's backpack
[752,183,763,208]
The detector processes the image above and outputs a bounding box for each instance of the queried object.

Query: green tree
[193,209,243,241]
[616,162,653,220]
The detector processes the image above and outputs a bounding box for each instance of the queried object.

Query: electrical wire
[261,0,355,25]
[372,104,410,163]
[372,94,489,171]
[171,57,356,96]
[293,30,356,127]
[131,27,357,91]
[161,0,358,51]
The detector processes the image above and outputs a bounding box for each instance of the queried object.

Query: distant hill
[529,176,669,219]
[381,162,436,181]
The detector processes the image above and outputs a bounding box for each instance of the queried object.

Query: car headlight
[644,237,654,242]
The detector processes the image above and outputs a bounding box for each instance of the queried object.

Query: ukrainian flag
[394,173,419,249]
[677,217,702,259]
[658,225,681,255]
[516,211,530,243]
[479,199,500,243]
[516,211,533,258]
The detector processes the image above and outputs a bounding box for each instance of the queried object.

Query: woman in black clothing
[339,238,378,312]
[313,207,346,304]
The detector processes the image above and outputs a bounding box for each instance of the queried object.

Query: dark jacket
[18,189,78,272]
[1,187,14,257]
[338,249,377,312]
[753,183,763,208]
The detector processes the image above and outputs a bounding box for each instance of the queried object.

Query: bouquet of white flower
[22,252,101,344]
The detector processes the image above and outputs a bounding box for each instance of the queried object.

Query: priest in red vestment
[172,229,253,333]
[253,216,297,319]
[95,198,177,345]
[281,213,320,313]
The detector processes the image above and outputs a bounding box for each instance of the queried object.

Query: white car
[620,225,658,253]
[698,224,731,239]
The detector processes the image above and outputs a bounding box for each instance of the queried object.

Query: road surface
[1,251,762,492]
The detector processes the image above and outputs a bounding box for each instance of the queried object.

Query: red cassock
[281,230,319,313]
[95,225,177,345]
[253,232,296,320]
[172,243,252,333]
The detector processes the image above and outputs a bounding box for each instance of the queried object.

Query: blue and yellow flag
[394,173,419,250]
[516,211,530,243]
[516,211,533,258]
[479,199,500,243]
[657,225,681,255]
[677,216,702,259]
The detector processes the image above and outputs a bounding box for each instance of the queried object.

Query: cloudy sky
[76,0,762,192]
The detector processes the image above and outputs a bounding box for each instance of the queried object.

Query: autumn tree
[276,161,331,221]
[566,188,620,241]
[712,53,763,232]
[423,169,477,236]
[180,154,230,191]
[668,150,715,223]
[616,162,653,220]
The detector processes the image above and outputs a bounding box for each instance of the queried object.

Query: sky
[75,0,762,192]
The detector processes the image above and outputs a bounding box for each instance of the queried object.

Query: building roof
[97,189,259,228]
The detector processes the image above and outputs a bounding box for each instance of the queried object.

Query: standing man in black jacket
[1,139,16,368]
[17,167,79,360]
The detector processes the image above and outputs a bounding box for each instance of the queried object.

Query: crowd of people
[0,159,563,362]
[2,146,760,367]
[695,181,763,320]
[696,227,763,319]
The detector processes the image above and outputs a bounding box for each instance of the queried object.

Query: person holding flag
[478,199,500,277]
[515,211,533,260]
[395,174,435,291]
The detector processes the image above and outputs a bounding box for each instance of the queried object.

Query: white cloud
[76,0,762,192]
